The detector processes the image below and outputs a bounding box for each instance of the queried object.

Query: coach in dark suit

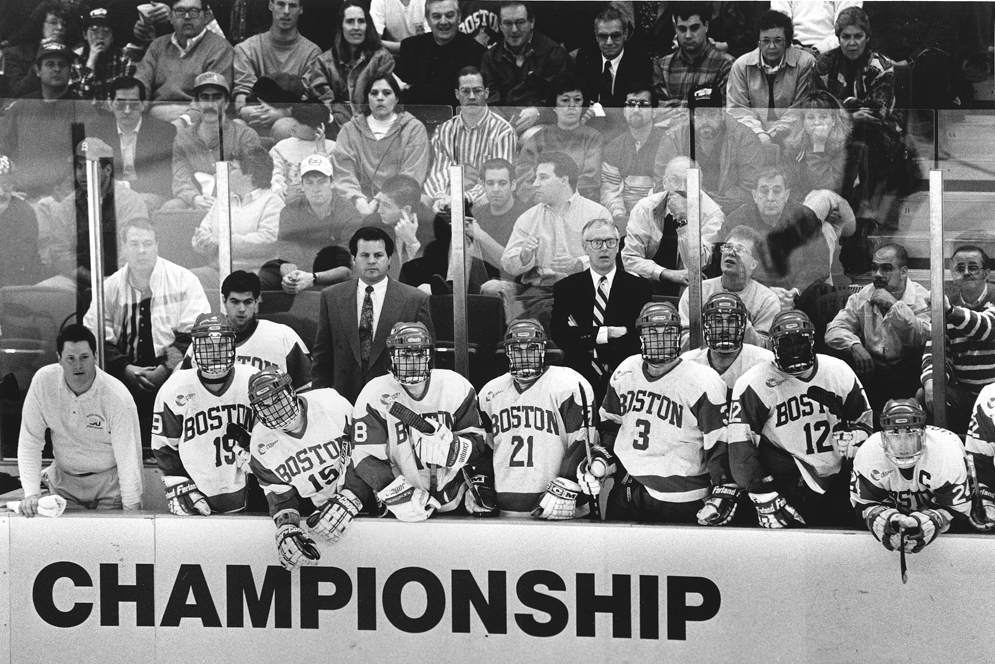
[312,226,434,403]
[550,218,653,402]
[573,6,653,111]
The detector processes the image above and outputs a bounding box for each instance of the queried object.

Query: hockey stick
[965,454,988,524]
[899,531,908,584]
[579,382,602,521]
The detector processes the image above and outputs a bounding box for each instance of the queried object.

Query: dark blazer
[550,267,653,399]
[90,114,177,202]
[312,277,434,403]
[573,45,654,108]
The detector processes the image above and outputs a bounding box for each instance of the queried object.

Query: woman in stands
[2,0,84,98]
[782,91,857,204]
[330,73,430,218]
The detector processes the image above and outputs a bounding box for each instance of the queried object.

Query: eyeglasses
[759,37,786,47]
[500,19,529,29]
[458,87,486,96]
[595,31,625,42]
[172,8,204,18]
[624,99,652,107]
[721,242,753,256]
[584,238,618,249]
[952,263,985,275]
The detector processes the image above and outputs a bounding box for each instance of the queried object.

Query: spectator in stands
[395,0,485,108]
[601,83,665,223]
[269,103,335,202]
[678,225,782,349]
[271,154,361,292]
[573,6,652,114]
[276,243,355,295]
[652,2,735,114]
[726,9,816,144]
[781,90,854,199]
[89,77,176,213]
[359,173,434,280]
[707,2,769,59]
[919,245,995,435]
[622,0,674,61]
[1,1,83,99]
[480,0,572,135]
[0,154,44,287]
[515,73,603,204]
[84,219,210,441]
[623,156,724,298]
[653,85,765,214]
[424,66,516,212]
[331,73,430,218]
[471,157,528,296]
[233,0,320,136]
[501,151,612,327]
[192,147,284,281]
[134,0,235,123]
[371,0,427,55]
[399,204,499,294]
[168,72,263,211]
[18,323,144,513]
[826,243,930,416]
[302,0,395,132]
[70,8,137,102]
[770,1,859,58]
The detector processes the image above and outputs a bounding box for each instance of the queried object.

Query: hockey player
[152,313,257,515]
[599,302,729,523]
[728,310,873,528]
[682,292,774,526]
[964,381,995,531]
[247,368,372,570]
[351,322,487,521]
[478,319,609,519]
[852,399,972,552]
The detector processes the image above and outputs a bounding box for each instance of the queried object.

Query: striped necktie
[592,276,608,376]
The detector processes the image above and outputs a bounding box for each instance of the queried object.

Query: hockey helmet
[880,398,926,469]
[248,368,300,432]
[191,313,236,378]
[703,291,747,352]
[387,321,433,385]
[770,310,816,375]
[503,318,547,381]
[636,301,682,364]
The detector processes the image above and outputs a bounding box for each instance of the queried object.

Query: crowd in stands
[0,1,993,532]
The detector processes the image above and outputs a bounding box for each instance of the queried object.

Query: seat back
[429,294,506,388]
[151,209,208,269]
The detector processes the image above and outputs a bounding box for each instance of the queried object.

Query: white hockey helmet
[637,301,682,364]
[387,322,433,385]
[191,313,236,378]
[503,318,547,381]
[880,399,926,469]
[248,368,300,432]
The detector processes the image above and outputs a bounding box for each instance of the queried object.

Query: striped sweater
[921,284,995,393]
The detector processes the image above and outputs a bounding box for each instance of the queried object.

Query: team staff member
[18,325,144,515]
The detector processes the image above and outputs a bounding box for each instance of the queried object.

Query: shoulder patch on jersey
[765,376,786,388]
[256,439,277,456]
[379,391,402,407]
[175,392,196,407]
[870,467,895,480]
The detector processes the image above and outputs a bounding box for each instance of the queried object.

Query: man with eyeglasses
[918,245,995,435]
[70,8,138,101]
[651,2,734,110]
[572,6,652,114]
[727,8,815,143]
[550,218,652,402]
[424,66,516,212]
[135,0,234,123]
[601,85,665,222]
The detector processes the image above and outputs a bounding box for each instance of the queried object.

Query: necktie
[601,60,614,104]
[359,286,374,374]
[592,276,608,376]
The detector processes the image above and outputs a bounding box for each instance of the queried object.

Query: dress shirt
[591,266,617,344]
[356,277,389,338]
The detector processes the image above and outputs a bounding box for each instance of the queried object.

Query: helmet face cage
[192,316,236,378]
[387,323,434,385]
[249,370,300,431]
[703,294,747,351]
[880,399,926,469]
[504,319,547,380]
[637,302,682,364]
[770,311,816,375]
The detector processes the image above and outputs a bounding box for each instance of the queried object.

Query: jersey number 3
[633,419,650,450]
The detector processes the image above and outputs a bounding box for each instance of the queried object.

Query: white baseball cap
[300,154,333,177]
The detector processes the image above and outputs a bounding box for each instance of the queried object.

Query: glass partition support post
[929,169,946,429]
[686,167,703,349]
[215,161,232,312]
[449,166,469,378]
[86,159,106,370]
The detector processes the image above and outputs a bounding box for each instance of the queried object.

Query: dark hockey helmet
[386,322,433,385]
[702,291,747,352]
[191,313,236,378]
[880,399,926,469]
[636,301,682,364]
[503,318,548,380]
[770,310,816,375]
[248,368,300,431]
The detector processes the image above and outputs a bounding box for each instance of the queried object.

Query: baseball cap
[87,8,111,27]
[75,137,115,161]
[300,154,333,177]
[688,84,723,109]
[193,72,231,96]
[35,39,75,64]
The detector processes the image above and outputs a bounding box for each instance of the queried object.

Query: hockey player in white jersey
[478,319,609,519]
[247,368,373,570]
[964,382,995,531]
[153,314,257,515]
[852,399,972,553]
[682,292,774,526]
[352,322,487,521]
[599,301,729,524]
[728,310,873,528]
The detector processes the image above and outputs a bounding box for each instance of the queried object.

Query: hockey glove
[276,524,320,570]
[697,484,743,526]
[864,505,905,551]
[748,491,806,529]
[162,476,211,516]
[576,444,617,496]
[898,509,949,553]
[832,427,868,459]
[463,473,498,516]
[377,476,441,522]
[969,486,995,532]
[226,422,252,469]
[306,489,364,542]
[531,477,581,520]
[416,423,473,470]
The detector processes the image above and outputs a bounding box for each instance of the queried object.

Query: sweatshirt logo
[85,414,105,429]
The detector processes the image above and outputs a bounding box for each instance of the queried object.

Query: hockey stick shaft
[966,454,986,522]
[899,532,908,584]
[579,382,602,521]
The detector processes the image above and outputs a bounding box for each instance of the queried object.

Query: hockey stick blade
[388,401,436,434]
[965,454,987,524]
[226,422,252,450]
[805,385,847,425]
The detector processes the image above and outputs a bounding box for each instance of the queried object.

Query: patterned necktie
[601,60,614,103]
[592,276,608,376]
[359,286,374,374]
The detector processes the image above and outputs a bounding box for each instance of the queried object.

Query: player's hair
[455,66,483,88]
[222,270,262,299]
[111,76,147,102]
[624,80,658,107]
[672,2,711,24]
[952,245,991,269]
[875,243,909,269]
[360,73,404,116]
[594,6,627,30]
[757,8,793,44]
[119,219,157,244]
[499,1,533,21]
[582,217,618,239]
[755,165,792,192]
[482,157,514,179]
[313,245,353,272]
[537,151,579,191]
[425,0,459,18]
[380,174,422,210]
[233,148,274,189]
[549,72,587,107]
[350,226,395,258]
[57,323,97,354]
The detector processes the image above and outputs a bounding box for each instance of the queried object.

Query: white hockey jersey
[965,383,995,488]
[479,366,596,515]
[184,319,312,388]
[682,344,776,398]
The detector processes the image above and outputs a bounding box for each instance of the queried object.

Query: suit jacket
[550,267,654,397]
[573,45,653,108]
[90,115,177,201]
[311,277,434,403]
